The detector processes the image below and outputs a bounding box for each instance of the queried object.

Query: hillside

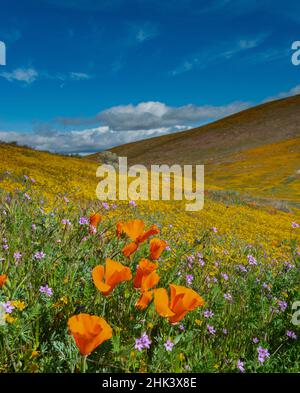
[88,95,300,203]
[90,95,300,167]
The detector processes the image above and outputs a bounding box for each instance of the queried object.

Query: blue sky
[0,0,300,153]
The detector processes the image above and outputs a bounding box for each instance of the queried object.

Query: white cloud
[130,22,159,43]
[264,84,300,102]
[0,67,92,84]
[0,68,38,84]
[0,125,186,154]
[0,100,250,154]
[171,34,268,75]
[69,72,92,80]
[96,101,250,130]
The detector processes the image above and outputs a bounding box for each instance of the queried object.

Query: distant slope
[93,95,300,167]
[206,137,300,203]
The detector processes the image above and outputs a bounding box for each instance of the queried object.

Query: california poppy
[149,238,167,260]
[92,258,132,296]
[116,221,124,237]
[154,284,205,323]
[0,274,7,288]
[133,259,160,291]
[68,313,112,356]
[134,259,160,310]
[90,212,101,227]
[117,219,160,257]
[89,212,101,233]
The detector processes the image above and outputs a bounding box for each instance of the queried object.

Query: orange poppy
[133,259,160,291]
[116,221,125,237]
[68,313,112,356]
[117,219,160,257]
[134,259,160,310]
[90,212,101,228]
[92,258,132,296]
[0,274,7,288]
[149,238,167,260]
[135,290,154,310]
[154,284,205,323]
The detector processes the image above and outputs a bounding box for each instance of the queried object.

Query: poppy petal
[149,238,167,260]
[68,314,112,356]
[0,274,7,288]
[154,288,175,318]
[92,265,111,295]
[141,271,160,292]
[135,290,153,310]
[122,242,138,257]
[138,225,160,243]
[90,212,101,228]
[121,220,145,241]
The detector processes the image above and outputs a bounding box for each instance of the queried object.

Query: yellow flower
[214,364,220,369]
[11,300,26,311]
[179,353,185,361]
[5,314,16,324]
[147,322,154,329]
[195,319,202,326]
[60,296,68,305]
[30,350,40,359]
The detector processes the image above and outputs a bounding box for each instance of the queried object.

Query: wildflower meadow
[0,169,300,373]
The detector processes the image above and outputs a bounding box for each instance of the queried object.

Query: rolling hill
[88,95,300,203]
[105,95,300,166]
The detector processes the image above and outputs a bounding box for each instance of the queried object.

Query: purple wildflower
[247,254,257,265]
[221,272,229,281]
[207,324,216,335]
[34,251,46,260]
[79,216,88,225]
[237,264,247,272]
[237,359,245,373]
[291,222,299,228]
[39,285,53,297]
[204,309,214,318]
[2,301,15,314]
[135,332,151,351]
[286,330,297,340]
[257,346,270,364]
[62,219,72,226]
[164,339,174,352]
[224,293,232,302]
[129,200,137,207]
[13,252,22,260]
[186,274,194,286]
[252,337,259,344]
[283,261,294,271]
[277,300,287,313]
